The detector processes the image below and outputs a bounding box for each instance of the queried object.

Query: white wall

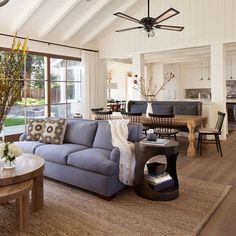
[107,62,132,100]
[97,0,236,59]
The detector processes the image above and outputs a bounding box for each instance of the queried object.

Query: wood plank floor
[176,131,236,235]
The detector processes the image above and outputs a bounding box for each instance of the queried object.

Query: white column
[211,43,227,139]
[152,63,164,100]
[132,53,144,100]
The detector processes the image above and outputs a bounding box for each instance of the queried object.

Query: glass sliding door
[50,58,82,118]
[1,48,82,136]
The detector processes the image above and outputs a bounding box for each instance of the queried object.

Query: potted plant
[0,142,22,169]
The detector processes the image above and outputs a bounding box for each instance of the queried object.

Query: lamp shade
[107,82,118,90]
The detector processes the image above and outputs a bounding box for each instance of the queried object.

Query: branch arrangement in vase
[0,33,28,132]
[133,72,175,102]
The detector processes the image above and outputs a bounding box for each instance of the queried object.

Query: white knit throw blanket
[109,119,135,186]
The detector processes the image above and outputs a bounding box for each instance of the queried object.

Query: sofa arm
[19,133,27,141]
[110,147,120,163]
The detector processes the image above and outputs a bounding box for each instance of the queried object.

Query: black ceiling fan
[114,0,184,37]
[0,0,9,7]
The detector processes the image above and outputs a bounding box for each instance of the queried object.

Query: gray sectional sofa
[16,119,143,198]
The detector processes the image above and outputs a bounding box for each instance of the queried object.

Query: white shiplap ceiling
[0,0,143,48]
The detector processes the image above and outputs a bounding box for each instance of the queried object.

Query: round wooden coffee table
[0,153,45,211]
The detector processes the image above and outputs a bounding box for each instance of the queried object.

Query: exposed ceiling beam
[62,0,112,43]
[38,0,81,38]
[80,0,139,46]
[11,0,44,33]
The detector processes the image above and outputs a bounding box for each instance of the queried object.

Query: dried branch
[0,33,28,132]
[133,72,175,102]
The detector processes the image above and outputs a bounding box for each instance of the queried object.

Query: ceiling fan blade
[155,8,180,24]
[114,12,140,24]
[115,26,143,32]
[155,24,184,31]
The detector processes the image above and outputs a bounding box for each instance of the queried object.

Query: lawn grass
[4,117,25,127]
[16,98,45,106]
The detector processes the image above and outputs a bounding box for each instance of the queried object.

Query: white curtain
[81,51,107,119]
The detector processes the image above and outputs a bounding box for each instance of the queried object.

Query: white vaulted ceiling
[0,0,143,49]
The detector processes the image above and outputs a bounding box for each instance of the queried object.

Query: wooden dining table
[140,115,208,158]
[95,113,208,158]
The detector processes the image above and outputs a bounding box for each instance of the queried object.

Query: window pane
[26,55,46,81]
[51,81,66,104]
[22,80,47,105]
[51,104,67,118]
[3,106,26,135]
[26,105,47,119]
[51,58,66,81]
[67,60,81,82]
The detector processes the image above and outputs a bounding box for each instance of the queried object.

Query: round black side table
[134,139,179,201]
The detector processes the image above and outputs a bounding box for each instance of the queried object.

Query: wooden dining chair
[91,107,104,114]
[94,111,112,120]
[197,111,225,157]
[121,111,149,135]
[149,113,179,141]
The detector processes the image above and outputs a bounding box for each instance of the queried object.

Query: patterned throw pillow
[26,119,46,141]
[39,118,67,144]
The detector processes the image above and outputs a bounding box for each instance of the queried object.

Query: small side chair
[197,111,225,157]
[121,111,149,135]
[149,113,179,141]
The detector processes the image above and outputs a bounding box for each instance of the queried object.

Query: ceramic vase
[146,102,153,117]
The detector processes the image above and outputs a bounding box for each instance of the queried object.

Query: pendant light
[207,60,210,80]
[230,58,233,80]
[200,62,203,80]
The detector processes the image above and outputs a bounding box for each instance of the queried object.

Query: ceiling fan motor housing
[140,17,156,31]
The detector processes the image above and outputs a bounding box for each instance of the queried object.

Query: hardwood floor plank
[176,131,236,234]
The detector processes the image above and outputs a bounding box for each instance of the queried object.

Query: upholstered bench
[127,100,202,132]
[127,100,202,116]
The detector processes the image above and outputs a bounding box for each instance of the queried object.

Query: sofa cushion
[93,121,114,151]
[64,120,98,147]
[173,105,197,115]
[35,143,88,165]
[67,148,118,176]
[14,141,45,154]
[152,104,173,115]
[130,104,147,113]
[39,118,67,144]
[26,119,46,141]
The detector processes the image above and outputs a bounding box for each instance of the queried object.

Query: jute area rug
[0,177,231,236]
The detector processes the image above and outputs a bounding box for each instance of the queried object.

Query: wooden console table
[134,140,179,201]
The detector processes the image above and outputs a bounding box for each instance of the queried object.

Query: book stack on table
[145,162,174,191]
